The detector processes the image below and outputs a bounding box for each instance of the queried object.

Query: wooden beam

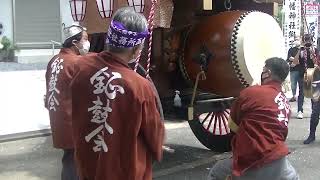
[203,0,213,10]
[273,2,279,16]
[253,0,283,3]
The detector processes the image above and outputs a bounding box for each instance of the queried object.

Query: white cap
[62,24,87,42]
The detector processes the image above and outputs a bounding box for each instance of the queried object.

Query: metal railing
[15,41,62,56]
[51,40,62,55]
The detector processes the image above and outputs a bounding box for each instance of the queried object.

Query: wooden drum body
[181,11,285,97]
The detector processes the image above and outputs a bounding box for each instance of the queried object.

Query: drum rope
[134,0,157,80]
[145,0,157,79]
[133,51,142,73]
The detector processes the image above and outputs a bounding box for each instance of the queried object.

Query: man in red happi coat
[70,7,165,180]
[208,57,299,180]
[45,25,90,180]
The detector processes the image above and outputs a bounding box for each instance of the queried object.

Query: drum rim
[230,11,284,87]
[230,11,251,87]
[179,25,193,84]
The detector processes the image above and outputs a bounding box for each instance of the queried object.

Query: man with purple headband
[70,7,165,180]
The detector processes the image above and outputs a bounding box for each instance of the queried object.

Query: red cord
[134,0,157,80]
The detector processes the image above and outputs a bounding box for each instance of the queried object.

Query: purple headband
[106,20,149,48]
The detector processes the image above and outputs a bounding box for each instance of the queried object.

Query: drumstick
[312,80,320,84]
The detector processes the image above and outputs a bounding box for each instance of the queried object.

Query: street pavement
[1,99,320,180]
[0,63,320,179]
[0,120,221,180]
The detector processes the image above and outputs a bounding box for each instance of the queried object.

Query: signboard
[283,0,302,53]
[305,3,319,47]
[305,3,318,15]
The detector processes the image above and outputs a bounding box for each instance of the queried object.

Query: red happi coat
[230,81,290,176]
[70,51,165,180]
[45,48,80,149]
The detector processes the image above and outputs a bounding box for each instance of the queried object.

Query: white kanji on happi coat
[85,67,125,152]
[47,57,64,111]
[274,92,290,126]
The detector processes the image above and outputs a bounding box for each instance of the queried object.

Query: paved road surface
[0,63,320,179]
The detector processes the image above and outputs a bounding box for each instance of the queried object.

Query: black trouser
[309,100,320,137]
[297,74,304,112]
[61,149,78,180]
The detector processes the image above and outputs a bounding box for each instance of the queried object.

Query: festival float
[69,0,286,152]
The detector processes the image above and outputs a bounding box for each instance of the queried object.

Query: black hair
[62,32,83,48]
[304,34,313,42]
[265,57,289,82]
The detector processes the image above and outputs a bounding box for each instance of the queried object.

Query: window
[14,0,61,48]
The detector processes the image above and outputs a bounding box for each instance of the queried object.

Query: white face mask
[78,40,90,55]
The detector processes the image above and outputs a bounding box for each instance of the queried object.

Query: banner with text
[284,0,302,53]
[305,3,318,47]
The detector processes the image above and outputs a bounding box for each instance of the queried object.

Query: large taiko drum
[181,11,285,97]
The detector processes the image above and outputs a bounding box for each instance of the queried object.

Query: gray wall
[14,0,61,48]
[0,0,14,40]
[0,0,76,48]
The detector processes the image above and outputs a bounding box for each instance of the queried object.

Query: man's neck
[262,79,281,86]
[109,52,130,64]
[69,46,80,55]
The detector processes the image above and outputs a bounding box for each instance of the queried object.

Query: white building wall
[0,0,13,40]
[60,0,77,29]
[0,1,77,137]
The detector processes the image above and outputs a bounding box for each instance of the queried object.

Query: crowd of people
[286,34,320,144]
[44,6,320,180]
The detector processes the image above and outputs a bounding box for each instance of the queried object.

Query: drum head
[232,11,285,86]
